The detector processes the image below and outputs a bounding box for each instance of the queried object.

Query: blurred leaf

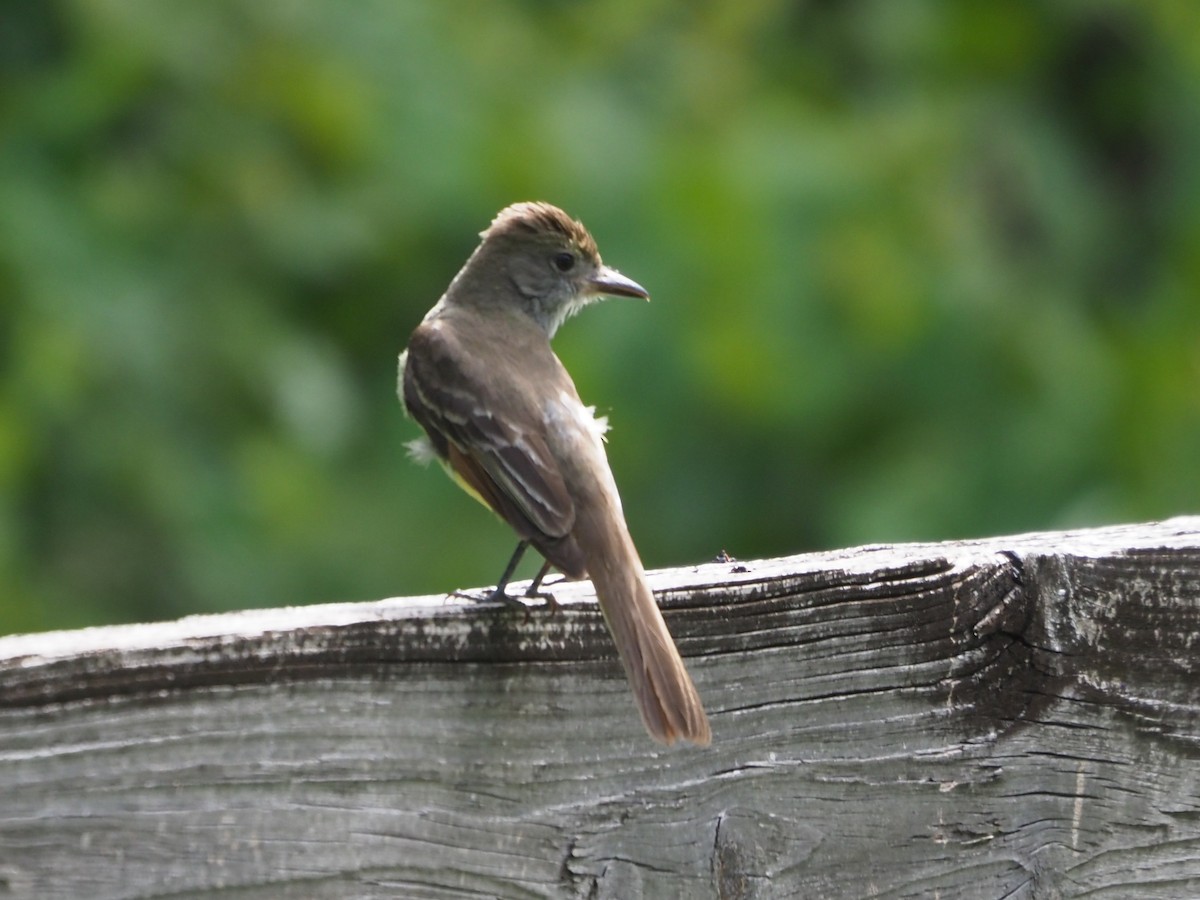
[1,0,1198,633]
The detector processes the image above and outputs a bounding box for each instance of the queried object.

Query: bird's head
[475,201,649,337]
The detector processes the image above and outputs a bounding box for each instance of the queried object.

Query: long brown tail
[574,503,711,746]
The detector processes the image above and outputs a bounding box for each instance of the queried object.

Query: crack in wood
[1,520,1199,898]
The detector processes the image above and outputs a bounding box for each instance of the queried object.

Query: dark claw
[523,584,560,613]
[450,587,525,610]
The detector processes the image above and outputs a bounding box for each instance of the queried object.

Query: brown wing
[401,322,586,577]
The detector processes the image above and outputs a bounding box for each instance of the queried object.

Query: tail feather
[576,507,711,746]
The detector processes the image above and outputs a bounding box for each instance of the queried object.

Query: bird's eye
[553,251,576,272]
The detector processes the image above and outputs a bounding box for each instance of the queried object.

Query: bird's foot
[450,587,526,610]
[522,585,559,613]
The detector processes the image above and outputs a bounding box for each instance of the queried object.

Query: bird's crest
[483,202,599,258]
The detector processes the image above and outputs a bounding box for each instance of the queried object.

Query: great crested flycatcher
[398,202,710,746]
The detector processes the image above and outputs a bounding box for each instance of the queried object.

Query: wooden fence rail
[1,518,1199,898]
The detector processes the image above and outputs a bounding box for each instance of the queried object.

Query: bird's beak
[589,266,650,300]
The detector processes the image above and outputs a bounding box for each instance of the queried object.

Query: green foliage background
[2,2,1198,634]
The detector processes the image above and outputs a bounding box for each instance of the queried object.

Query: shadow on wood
[1,519,1198,898]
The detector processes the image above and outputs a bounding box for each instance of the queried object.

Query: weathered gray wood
[1,519,1199,899]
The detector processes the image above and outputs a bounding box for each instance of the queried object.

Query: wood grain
[1,519,1198,898]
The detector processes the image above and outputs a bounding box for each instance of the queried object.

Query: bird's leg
[451,541,528,607]
[477,540,530,607]
[523,559,559,611]
[453,542,558,613]
[525,559,552,596]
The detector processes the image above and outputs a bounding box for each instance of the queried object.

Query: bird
[398,201,710,746]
